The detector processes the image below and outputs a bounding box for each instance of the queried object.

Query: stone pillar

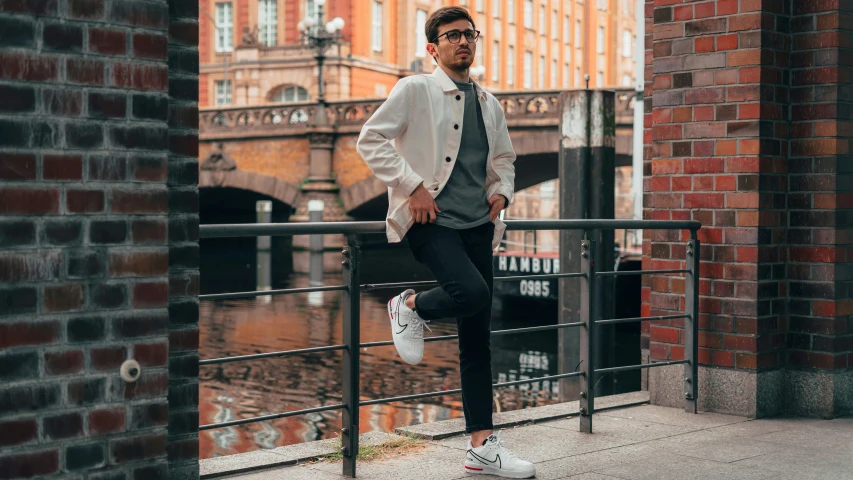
[290,128,350,273]
[645,0,852,418]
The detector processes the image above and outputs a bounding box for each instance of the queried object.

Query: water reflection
[200,273,561,459]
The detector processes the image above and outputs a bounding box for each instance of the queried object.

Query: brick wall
[645,0,852,417]
[0,0,199,477]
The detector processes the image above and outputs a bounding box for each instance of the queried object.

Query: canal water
[199,236,563,459]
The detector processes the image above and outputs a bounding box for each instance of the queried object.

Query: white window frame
[492,0,500,17]
[551,10,558,39]
[597,0,607,10]
[477,0,484,12]
[575,66,581,87]
[372,1,383,52]
[524,0,533,29]
[306,0,317,22]
[524,50,532,89]
[597,71,604,86]
[215,79,232,106]
[622,29,633,58]
[508,46,515,85]
[258,0,277,47]
[551,59,557,87]
[563,63,570,88]
[272,85,310,103]
[575,20,582,47]
[597,25,605,54]
[539,5,545,33]
[538,55,545,89]
[215,3,233,53]
[563,16,570,44]
[415,9,427,58]
[492,41,500,82]
[622,74,633,87]
[508,0,515,24]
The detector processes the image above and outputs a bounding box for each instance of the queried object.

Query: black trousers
[405,221,495,433]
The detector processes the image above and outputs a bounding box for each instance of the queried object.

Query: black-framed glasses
[432,29,481,44]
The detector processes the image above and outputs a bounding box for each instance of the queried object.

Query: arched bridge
[199,89,637,219]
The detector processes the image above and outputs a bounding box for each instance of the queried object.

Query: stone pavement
[220,404,852,480]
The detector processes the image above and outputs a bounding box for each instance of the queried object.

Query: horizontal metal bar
[491,322,585,336]
[199,344,347,366]
[360,322,585,349]
[596,269,689,277]
[200,219,701,239]
[595,359,689,375]
[596,314,689,325]
[199,403,346,430]
[200,284,347,301]
[363,272,585,291]
[361,371,585,406]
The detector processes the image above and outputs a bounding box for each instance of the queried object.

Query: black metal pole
[579,236,596,433]
[341,236,360,477]
[684,234,700,413]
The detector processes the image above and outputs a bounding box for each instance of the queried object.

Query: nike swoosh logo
[392,297,409,334]
[469,451,501,469]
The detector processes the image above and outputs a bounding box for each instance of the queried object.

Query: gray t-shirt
[434,80,491,229]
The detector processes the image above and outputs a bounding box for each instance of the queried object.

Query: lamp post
[297,0,345,126]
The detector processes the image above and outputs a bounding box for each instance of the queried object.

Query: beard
[439,47,475,71]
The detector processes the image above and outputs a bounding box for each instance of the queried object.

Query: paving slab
[558,474,626,480]
[224,464,342,480]
[598,404,748,429]
[436,424,630,463]
[532,443,657,480]
[397,391,650,440]
[595,451,776,480]
[731,447,853,480]
[311,444,471,480]
[642,430,788,463]
[541,414,698,443]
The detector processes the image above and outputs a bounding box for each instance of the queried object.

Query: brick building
[198,0,638,107]
[644,0,852,417]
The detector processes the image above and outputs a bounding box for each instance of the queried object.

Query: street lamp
[297,0,345,125]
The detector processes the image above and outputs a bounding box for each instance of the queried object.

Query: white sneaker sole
[387,296,422,365]
[464,463,536,478]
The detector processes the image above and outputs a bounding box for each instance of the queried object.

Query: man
[356,6,535,479]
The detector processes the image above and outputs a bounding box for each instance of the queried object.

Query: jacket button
[456,95,461,100]
[454,124,459,130]
[445,156,451,162]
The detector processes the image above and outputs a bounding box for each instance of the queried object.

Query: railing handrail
[199,219,700,239]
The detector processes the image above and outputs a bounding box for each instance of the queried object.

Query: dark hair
[425,6,475,44]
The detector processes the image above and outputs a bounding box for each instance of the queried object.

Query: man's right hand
[409,184,441,224]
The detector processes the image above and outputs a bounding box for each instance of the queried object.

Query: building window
[508,0,515,23]
[306,0,317,21]
[477,0,484,12]
[551,10,558,38]
[272,85,310,103]
[597,0,607,10]
[563,16,570,44]
[622,29,633,58]
[575,20,582,47]
[508,46,515,85]
[476,41,484,71]
[258,0,277,47]
[538,55,545,89]
[415,9,427,58]
[597,26,605,54]
[524,0,533,29]
[539,5,545,33]
[575,67,581,86]
[622,74,633,87]
[215,3,233,53]
[215,80,232,105]
[524,50,532,88]
[492,0,500,17]
[563,63,570,88]
[551,59,557,87]
[460,0,467,5]
[492,41,500,82]
[372,1,382,52]
[597,71,604,86]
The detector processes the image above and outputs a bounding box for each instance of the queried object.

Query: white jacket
[356,67,516,249]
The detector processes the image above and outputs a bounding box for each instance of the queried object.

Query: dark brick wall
[644,0,852,395]
[0,0,199,477]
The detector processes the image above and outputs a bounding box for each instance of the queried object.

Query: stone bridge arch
[199,169,300,208]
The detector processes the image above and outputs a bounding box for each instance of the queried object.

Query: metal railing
[198,219,701,477]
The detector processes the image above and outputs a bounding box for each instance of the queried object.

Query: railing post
[341,235,361,477]
[684,234,700,413]
[579,235,596,433]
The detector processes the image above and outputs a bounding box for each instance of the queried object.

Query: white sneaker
[387,289,430,365]
[464,432,536,478]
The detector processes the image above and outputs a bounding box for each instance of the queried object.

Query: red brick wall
[0,0,199,476]
[644,0,852,387]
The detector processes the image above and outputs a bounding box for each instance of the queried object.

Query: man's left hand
[488,194,507,222]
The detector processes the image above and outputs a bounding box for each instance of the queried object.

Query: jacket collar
[430,66,487,101]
